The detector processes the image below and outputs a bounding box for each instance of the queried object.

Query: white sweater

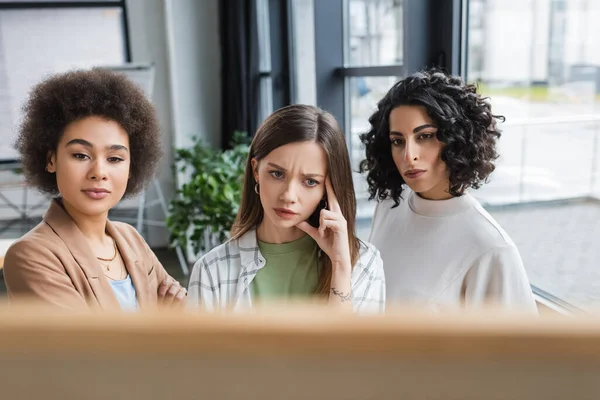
[369,188,537,312]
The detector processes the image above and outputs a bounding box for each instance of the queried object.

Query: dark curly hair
[15,68,162,197]
[359,68,504,207]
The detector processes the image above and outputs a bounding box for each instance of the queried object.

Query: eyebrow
[65,139,129,152]
[267,162,325,178]
[390,123,437,136]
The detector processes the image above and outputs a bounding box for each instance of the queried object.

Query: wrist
[331,259,352,273]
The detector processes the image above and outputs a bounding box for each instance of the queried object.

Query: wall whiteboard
[0,6,126,162]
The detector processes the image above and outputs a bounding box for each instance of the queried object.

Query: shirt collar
[408,188,477,218]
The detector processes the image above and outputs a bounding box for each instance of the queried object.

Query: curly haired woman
[360,69,536,312]
[4,68,186,311]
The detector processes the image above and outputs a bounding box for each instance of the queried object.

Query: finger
[175,287,187,301]
[320,209,342,221]
[157,277,172,297]
[319,218,346,233]
[167,282,181,297]
[296,221,320,239]
[318,215,327,238]
[325,177,341,213]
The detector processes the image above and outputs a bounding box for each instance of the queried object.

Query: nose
[87,159,108,181]
[404,139,419,162]
[280,180,298,203]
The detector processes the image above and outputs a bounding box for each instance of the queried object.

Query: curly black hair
[359,68,504,207]
[15,68,162,197]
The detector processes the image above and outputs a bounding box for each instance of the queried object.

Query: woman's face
[252,141,327,230]
[388,105,451,200]
[47,116,131,218]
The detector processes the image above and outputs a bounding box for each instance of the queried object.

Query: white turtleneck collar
[407,188,478,218]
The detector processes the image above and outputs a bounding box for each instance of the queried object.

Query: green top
[251,234,320,301]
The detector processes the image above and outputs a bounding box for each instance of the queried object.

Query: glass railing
[532,284,586,316]
[475,115,600,206]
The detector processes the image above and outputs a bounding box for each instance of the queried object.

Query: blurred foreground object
[0,302,597,399]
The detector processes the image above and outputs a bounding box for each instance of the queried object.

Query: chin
[266,214,299,229]
[73,197,116,215]
[274,220,300,229]
[405,182,432,194]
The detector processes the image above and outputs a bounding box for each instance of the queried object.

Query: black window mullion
[121,0,131,62]
[403,0,463,75]
[314,0,345,131]
[268,0,291,112]
[335,65,405,77]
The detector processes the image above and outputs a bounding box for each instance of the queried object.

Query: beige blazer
[4,199,173,311]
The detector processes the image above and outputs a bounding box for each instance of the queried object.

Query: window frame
[257,0,293,123]
[0,0,131,62]
[314,0,465,134]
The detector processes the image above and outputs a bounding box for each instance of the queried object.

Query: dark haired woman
[4,69,186,311]
[360,69,536,312]
[187,104,385,313]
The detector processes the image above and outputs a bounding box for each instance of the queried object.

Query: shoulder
[4,225,65,283]
[192,237,243,272]
[370,192,410,231]
[473,242,523,268]
[5,222,62,259]
[374,196,406,215]
[463,196,515,249]
[5,237,47,261]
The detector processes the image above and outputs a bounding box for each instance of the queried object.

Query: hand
[296,177,351,268]
[157,276,187,307]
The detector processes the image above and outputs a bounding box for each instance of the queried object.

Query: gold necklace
[101,254,125,280]
[96,238,117,270]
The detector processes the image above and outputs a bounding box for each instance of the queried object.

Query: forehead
[262,141,327,173]
[60,116,129,147]
[389,105,435,131]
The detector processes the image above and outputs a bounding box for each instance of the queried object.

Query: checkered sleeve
[186,250,221,311]
[351,241,386,314]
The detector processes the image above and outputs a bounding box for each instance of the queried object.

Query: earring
[254,183,260,194]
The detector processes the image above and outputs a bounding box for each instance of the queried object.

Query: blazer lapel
[43,199,121,310]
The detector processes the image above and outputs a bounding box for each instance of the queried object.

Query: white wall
[165,0,221,150]
[125,0,221,247]
[123,0,175,248]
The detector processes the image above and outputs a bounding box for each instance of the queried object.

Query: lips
[82,188,111,200]
[274,208,298,219]
[404,169,426,179]
[83,188,110,193]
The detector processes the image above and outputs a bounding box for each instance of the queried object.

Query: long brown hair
[231,104,360,296]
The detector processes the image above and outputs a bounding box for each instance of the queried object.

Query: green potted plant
[167,131,250,260]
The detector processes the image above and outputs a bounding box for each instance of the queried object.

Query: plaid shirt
[187,229,385,314]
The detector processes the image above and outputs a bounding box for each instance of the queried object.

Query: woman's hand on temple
[296,177,351,269]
